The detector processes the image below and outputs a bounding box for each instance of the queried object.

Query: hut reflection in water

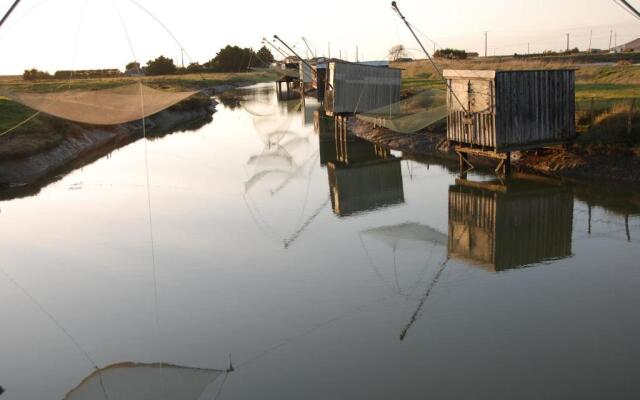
[448,177,574,272]
[315,112,404,217]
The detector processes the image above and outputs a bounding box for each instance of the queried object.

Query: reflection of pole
[625,215,631,242]
[400,258,449,341]
[588,204,592,235]
[283,197,330,249]
[0,0,22,30]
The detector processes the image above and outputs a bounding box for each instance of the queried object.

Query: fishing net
[64,362,223,400]
[1,84,198,125]
[356,88,449,134]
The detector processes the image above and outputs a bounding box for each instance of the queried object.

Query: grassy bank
[0,71,278,160]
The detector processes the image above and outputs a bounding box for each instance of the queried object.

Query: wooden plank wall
[495,70,576,151]
[448,184,574,271]
[448,111,496,148]
[327,62,401,115]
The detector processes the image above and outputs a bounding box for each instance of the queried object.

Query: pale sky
[0,0,638,74]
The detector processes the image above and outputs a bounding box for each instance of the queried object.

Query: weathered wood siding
[445,69,576,151]
[300,63,313,84]
[448,182,574,271]
[325,62,401,115]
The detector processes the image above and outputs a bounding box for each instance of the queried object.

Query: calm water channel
[0,83,639,399]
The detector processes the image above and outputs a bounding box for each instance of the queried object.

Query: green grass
[0,98,37,132]
[0,71,278,93]
[575,83,640,102]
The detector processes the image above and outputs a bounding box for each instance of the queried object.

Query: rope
[0,111,40,138]
[0,268,99,369]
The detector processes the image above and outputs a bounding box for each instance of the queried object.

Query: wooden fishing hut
[443,69,576,175]
[275,60,301,100]
[324,61,402,116]
[325,133,404,216]
[448,176,574,272]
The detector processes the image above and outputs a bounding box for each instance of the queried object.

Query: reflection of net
[356,89,448,134]
[64,362,223,400]
[241,98,301,117]
[2,84,197,125]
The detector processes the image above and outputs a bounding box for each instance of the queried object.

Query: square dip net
[2,83,198,126]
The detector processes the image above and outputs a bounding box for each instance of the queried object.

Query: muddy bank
[349,118,640,184]
[0,96,215,189]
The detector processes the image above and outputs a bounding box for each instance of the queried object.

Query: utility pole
[609,30,613,52]
[339,49,342,60]
[615,32,618,51]
[356,46,359,62]
[566,33,570,52]
[527,42,530,55]
[484,31,488,57]
[328,42,331,59]
[588,29,593,53]
[181,48,185,69]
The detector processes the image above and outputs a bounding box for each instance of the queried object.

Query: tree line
[23,45,276,80]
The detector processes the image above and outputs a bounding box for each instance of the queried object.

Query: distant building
[612,38,640,53]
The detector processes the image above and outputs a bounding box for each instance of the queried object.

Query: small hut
[324,61,402,116]
[444,69,576,153]
[448,177,574,272]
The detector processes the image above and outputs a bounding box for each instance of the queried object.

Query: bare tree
[388,44,408,62]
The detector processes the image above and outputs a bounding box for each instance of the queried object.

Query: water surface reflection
[0,83,639,400]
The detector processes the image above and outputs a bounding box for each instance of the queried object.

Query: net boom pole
[390,1,468,114]
[262,38,289,59]
[273,35,315,72]
[0,0,22,31]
